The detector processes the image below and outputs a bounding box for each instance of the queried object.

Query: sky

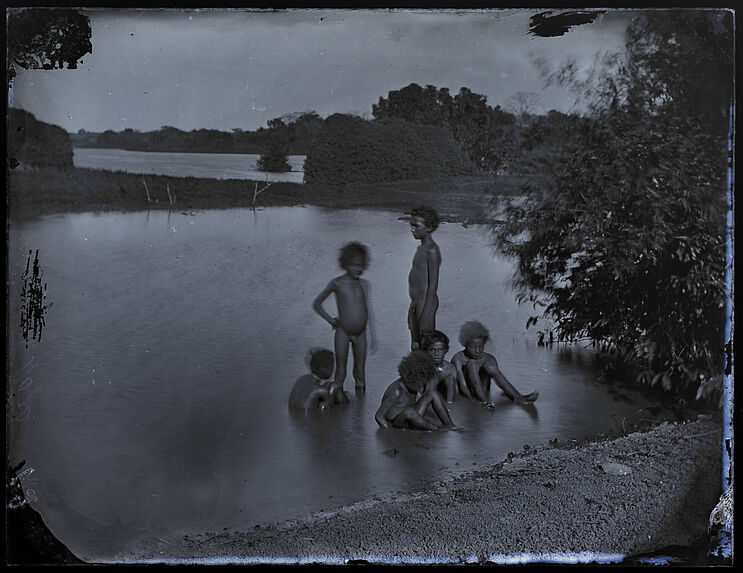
[9,8,633,134]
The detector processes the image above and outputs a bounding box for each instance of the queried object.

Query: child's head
[398,351,437,392]
[309,348,334,380]
[338,241,370,277]
[409,205,440,236]
[421,330,449,366]
[458,321,490,359]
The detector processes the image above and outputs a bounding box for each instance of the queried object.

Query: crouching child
[375,351,463,431]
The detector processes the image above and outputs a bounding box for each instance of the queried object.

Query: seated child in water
[288,349,350,411]
[313,241,376,392]
[375,351,463,431]
[451,321,539,407]
[421,330,457,403]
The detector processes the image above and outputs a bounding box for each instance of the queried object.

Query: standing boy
[313,242,376,392]
[407,206,442,351]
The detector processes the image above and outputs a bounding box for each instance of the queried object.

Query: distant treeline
[13,83,593,185]
[70,111,324,155]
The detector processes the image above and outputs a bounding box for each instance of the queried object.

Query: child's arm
[452,353,474,399]
[308,386,333,409]
[312,279,338,328]
[361,279,377,354]
[419,246,440,327]
[375,384,399,428]
[443,364,457,402]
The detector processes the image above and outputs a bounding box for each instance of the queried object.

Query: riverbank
[126,415,727,565]
[7,167,534,223]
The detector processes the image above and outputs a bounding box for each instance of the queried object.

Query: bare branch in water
[141,177,157,203]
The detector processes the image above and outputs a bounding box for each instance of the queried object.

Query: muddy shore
[128,415,727,565]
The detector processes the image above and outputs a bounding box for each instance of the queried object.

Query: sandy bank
[129,415,725,565]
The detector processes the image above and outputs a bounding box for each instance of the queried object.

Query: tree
[491,10,733,401]
[506,91,542,125]
[373,83,516,172]
[257,118,291,172]
[7,8,92,86]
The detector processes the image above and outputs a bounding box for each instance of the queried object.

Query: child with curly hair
[288,348,349,410]
[375,351,463,431]
[451,320,539,406]
[313,241,376,392]
[407,205,442,351]
[420,330,457,403]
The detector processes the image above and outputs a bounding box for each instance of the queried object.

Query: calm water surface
[8,207,665,562]
[73,147,306,183]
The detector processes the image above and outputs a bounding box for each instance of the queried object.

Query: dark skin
[451,337,539,406]
[288,373,349,410]
[313,254,377,390]
[375,376,464,431]
[408,216,441,350]
[424,341,457,403]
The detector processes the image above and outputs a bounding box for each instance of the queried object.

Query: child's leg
[334,328,351,388]
[443,373,457,403]
[408,304,420,350]
[414,390,455,427]
[392,407,440,431]
[484,362,538,402]
[351,332,367,390]
[465,360,491,402]
[417,296,438,338]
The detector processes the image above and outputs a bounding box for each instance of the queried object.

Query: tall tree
[373,83,515,172]
[492,10,733,401]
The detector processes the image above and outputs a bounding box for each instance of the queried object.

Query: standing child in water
[288,348,349,411]
[313,242,376,391]
[451,320,539,407]
[407,206,442,351]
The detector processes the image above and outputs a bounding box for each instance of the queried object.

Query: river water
[7,207,665,562]
[73,147,306,183]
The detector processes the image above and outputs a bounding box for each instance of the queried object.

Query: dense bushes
[492,11,732,402]
[7,108,74,170]
[303,114,480,184]
[373,84,516,173]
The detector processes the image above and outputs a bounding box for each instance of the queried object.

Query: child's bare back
[288,349,349,410]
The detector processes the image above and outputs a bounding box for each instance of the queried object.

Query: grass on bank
[8,167,539,222]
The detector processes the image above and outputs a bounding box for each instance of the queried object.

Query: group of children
[288,205,539,430]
